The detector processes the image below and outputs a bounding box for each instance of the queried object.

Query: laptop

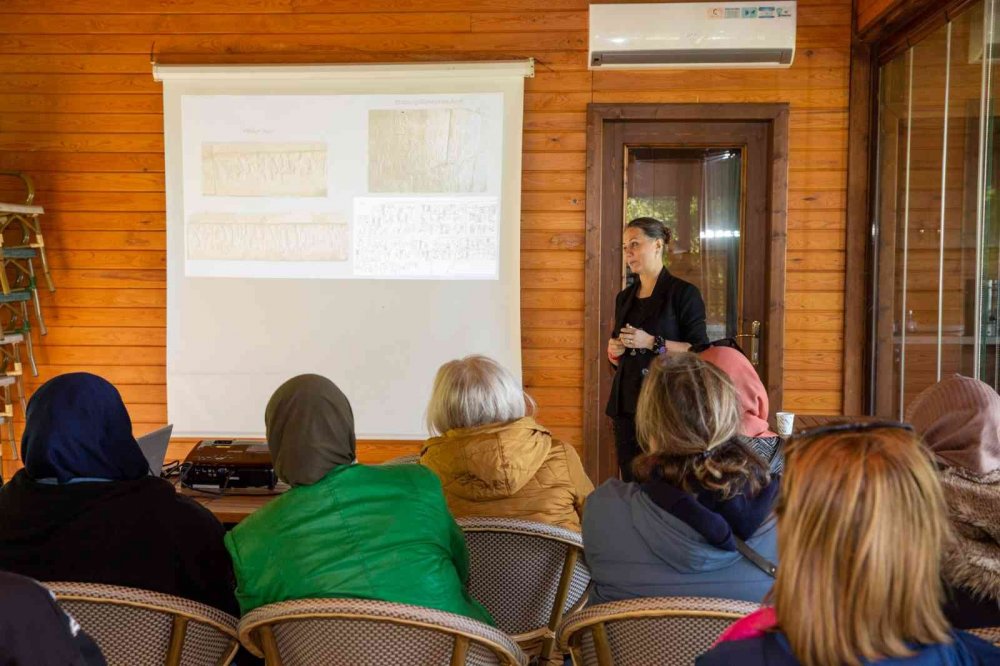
[137,424,173,476]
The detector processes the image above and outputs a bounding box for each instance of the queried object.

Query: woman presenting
[605,217,708,481]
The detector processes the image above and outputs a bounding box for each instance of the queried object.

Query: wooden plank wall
[0,0,852,479]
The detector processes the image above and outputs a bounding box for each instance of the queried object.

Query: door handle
[733,320,762,367]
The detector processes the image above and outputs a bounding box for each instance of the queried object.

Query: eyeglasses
[689,338,745,355]
[789,420,914,442]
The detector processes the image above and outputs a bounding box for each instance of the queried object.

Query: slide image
[201,141,328,197]
[353,197,498,278]
[186,212,349,262]
[368,107,489,194]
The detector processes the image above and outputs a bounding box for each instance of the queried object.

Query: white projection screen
[155,62,532,439]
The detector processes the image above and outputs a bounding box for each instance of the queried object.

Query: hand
[620,325,654,350]
[608,336,626,359]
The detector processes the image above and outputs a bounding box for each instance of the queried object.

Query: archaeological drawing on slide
[354,198,498,278]
[201,142,327,197]
[187,212,349,262]
[368,108,489,194]
[182,93,503,279]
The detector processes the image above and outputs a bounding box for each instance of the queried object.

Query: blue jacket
[697,631,1000,665]
[582,478,778,605]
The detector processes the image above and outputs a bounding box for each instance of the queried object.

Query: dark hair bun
[626,217,672,244]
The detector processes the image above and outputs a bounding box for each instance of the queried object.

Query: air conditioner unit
[589,2,796,69]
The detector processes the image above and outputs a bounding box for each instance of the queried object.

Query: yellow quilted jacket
[420,417,594,531]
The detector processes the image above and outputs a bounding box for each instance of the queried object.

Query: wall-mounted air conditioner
[589,2,797,69]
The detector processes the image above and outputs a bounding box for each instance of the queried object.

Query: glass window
[873,0,1000,415]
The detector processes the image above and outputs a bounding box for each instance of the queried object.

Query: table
[791,414,880,431]
[767,413,880,435]
[176,414,883,524]
[176,482,284,524]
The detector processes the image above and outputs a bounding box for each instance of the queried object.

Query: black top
[0,471,239,616]
[605,268,709,417]
[944,583,1000,630]
[0,571,106,665]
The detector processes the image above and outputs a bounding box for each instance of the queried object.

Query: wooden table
[791,414,880,431]
[175,416,883,523]
[176,482,285,524]
[767,413,880,434]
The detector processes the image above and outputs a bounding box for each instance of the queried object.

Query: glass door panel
[624,147,743,341]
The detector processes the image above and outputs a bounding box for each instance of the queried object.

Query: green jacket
[224,463,492,624]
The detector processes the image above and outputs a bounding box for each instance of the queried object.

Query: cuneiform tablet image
[201,142,328,197]
[187,212,348,262]
[368,108,489,194]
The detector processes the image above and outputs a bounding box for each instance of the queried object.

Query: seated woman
[0,373,238,615]
[907,375,1000,630]
[224,374,492,623]
[582,353,779,605]
[420,355,593,531]
[698,343,783,474]
[699,423,1000,666]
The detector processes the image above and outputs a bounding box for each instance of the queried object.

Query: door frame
[583,103,790,482]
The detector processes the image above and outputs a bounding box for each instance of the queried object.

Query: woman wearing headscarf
[224,374,493,624]
[0,373,238,616]
[907,375,1000,629]
[698,344,783,474]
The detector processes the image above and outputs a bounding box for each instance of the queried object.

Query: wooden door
[584,104,789,482]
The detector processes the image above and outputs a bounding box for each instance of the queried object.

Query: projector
[180,439,278,490]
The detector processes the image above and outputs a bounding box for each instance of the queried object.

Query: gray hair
[426,355,535,435]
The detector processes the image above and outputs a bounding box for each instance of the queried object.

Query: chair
[969,627,1000,646]
[238,598,528,666]
[0,171,54,377]
[382,453,421,465]
[0,171,55,294]
[458,517,591,662]
[557,596,760,666]
[46,582,239,666]
[0,374,18,458]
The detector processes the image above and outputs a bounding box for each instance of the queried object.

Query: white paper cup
[776,412,796,437]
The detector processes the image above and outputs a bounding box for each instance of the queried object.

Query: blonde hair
[426,355,535,435]
[634,353,768,498]
[773,428,952,666]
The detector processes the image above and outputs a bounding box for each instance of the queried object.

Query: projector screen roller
[157,63,531,439]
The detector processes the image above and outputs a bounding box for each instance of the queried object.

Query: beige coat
[420,417,594,531]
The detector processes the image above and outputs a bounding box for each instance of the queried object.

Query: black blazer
[605,268,708,417]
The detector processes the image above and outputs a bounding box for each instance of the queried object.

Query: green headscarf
[265,374,356,486]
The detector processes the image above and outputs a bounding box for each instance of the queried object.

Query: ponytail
[635,438,770,499]
[634,353,769,499]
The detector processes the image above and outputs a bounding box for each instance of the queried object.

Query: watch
[653,335,666,354]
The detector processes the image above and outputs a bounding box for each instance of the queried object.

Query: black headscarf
[21,373,149,483]
[265,374,356,486]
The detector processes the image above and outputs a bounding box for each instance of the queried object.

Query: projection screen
[155,61,532,439]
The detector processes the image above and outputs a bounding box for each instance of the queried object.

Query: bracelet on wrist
[653,336,666,354]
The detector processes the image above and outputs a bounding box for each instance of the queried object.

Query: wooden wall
[0,0,852,478]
